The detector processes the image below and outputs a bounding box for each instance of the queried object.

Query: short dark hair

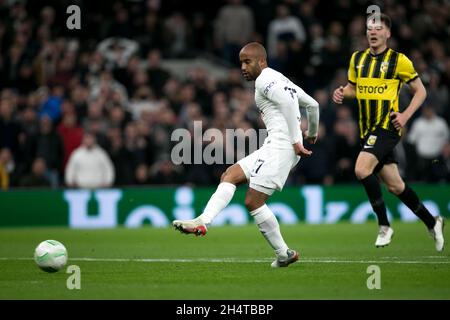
[368,13,391,29]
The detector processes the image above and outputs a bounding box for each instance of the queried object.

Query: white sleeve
[294,84,320,137]
[265,83,303,144]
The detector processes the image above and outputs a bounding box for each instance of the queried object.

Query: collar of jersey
[259,67,271,78]
[368,47,389,58]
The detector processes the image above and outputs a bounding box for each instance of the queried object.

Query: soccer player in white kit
[173,42,320,267]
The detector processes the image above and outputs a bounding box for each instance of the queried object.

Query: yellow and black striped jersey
[347,48,419,138]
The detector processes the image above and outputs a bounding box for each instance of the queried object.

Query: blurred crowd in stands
[0,0,449,190]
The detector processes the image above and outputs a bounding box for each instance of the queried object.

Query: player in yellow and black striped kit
[332,13,444,251]
[348,43,417,139]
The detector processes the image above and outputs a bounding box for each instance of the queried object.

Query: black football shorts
[360,127,400,173]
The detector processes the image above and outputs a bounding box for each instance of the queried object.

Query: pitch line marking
[1,257,449,264]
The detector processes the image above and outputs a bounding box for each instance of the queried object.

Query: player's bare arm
[332,83,356,104]
[390,77,427,130]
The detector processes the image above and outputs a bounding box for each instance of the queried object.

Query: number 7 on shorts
[251,159,265,176]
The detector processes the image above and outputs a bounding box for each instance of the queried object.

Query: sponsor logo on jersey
[357,84,388,94]
[263,81,276,95]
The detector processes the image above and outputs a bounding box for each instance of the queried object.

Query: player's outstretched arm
[332,83,356,104]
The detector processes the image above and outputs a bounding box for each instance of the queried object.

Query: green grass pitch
[0,222,449,299]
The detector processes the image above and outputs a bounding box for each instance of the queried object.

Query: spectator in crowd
[407,104,450,181]
[214,0,255,65]
[164,12,190,58]
[293,123,334,185]
[150,157,183,185]
[18,106,39,139]
[65,132,115,189]
[58,110,83,169]
[18,157,51,188]
[107,5,134,39]
[0,148,13,190]
[146,49,171,98]
[332,106,359,183]
[106,126,135,186]
[0,93,21,156]
[135,12,164,55]
[0,1,448,188]
[426,71,448,116]
[97,37,139,70]
[134,163,151,185]
[38,86,64,122]
[26,115,64,187]
[313,89,336,134]
[266,4,306,59]
[89,70,129,107]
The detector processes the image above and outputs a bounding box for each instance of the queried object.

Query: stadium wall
[0,185,449,228]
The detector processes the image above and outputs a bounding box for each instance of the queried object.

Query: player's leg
[378,163,445,251]
[197,164,247,224]
[356,128,405,247]
[172,163,247,236]
[355,151,391,227]
[173,147,260,235]
[355,149,394,247]
[245,187,298,268]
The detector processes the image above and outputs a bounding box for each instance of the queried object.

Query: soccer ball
[34,240,68,273]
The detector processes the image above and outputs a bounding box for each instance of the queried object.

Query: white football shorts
[237,143,300,195]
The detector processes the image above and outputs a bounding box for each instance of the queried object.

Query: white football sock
[198,182,236,225]
[250,204,289,259]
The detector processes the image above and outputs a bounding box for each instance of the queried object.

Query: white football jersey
[255,67,302,148]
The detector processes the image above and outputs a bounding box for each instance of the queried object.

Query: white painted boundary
[1,257,450,264]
